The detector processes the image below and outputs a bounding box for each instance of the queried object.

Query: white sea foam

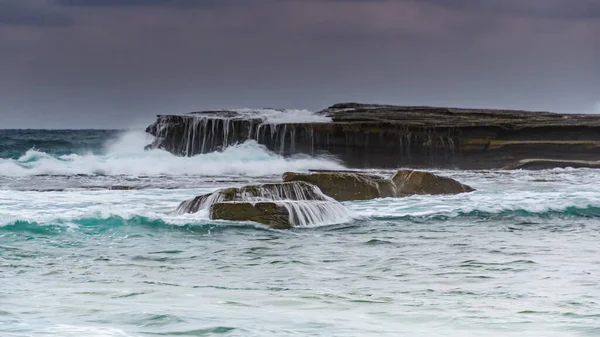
[0,187,355,229]
[0,131,344,177]
[192,108,331,124]
[2,168,600,229]
[350,168,600,219]
[43,325,137,337]
[175,181,354,227]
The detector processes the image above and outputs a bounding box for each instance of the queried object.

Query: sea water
[1,129,599,337]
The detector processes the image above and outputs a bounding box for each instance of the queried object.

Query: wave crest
[0,131,344,177]
[367,205,600,222]
[0,216,274,236]
[2,205,600,235]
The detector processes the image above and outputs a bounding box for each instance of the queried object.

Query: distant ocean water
[1,129,600,337]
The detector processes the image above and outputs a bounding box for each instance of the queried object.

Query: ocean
[1,129,599,337]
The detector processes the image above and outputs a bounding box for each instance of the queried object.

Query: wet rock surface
[176,181,329,214]
[210,202,292,229]
[282,172,395,201]
[283,170,474,201]
[391,170,475,196]
[146,103,600,169]
[176,180,351,229]
[176,170,472,228]
[503,159,600,170]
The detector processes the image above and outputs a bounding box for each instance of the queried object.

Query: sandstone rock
[146,103,600,169]
[283,170,474,201]
[282,171,395,201]
[392,170,474,195]
[176,181,330,214]
[210,199,351,229]
[210,202,291,229]
[503,159,600,170]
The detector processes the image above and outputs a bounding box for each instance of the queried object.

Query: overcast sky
[0,0,598,128]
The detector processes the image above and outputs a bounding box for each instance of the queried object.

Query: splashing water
[229,108,332,124]
[176,181,353,227]
[281,200,352,227]
[0,130,344,177]
[146,109,333,156]
[3,129,600,337]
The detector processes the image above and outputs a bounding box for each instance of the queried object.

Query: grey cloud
[0,0,597,128]
[55,0,241,8]
[419,0,600,20]
[0,0,71,27]
[47,0,600,20]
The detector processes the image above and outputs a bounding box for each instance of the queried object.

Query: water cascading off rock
[176,181,352,228]
[146,104,600,169]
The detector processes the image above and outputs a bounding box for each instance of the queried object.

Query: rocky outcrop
[145,113,264,155]
[176,181,351,228]
[146,103,600,169]
[392,170,474,196]
[211,202,291,229]
[176,181,329,214]
[211,200,350,229]
[282,170,473,201]
[175,170,473,227]
[503,159,600,170]
[282,171,395,201]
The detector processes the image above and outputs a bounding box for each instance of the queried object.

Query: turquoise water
[1,130,600,336]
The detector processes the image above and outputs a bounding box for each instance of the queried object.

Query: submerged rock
[283,170,473,201]
[211,202,291,229]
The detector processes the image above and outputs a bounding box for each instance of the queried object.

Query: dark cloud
[0,0,598,128]
[59,0,185,5]
[55,0,238,9]
[0,0,71,27]
[420,0,600,20]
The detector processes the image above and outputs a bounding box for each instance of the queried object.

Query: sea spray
[146,109,332,156]
[3,129,600,337]
[0,131,344,177]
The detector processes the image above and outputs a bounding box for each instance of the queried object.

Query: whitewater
[1,129,600,337]
[0,130,344,177]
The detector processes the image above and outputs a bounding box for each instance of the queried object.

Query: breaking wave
[0,216,259,236]
[0,131,344,177]
[367,205,600,222]
[3,205,600,235]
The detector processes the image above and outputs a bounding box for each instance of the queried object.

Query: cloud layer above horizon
[0,0,598,128]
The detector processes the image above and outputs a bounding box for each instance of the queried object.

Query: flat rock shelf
[145,103,600,169]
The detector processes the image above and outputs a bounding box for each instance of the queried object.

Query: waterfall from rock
[176,181,352,227]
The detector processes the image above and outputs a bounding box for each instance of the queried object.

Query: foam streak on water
[2,129,600,336]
